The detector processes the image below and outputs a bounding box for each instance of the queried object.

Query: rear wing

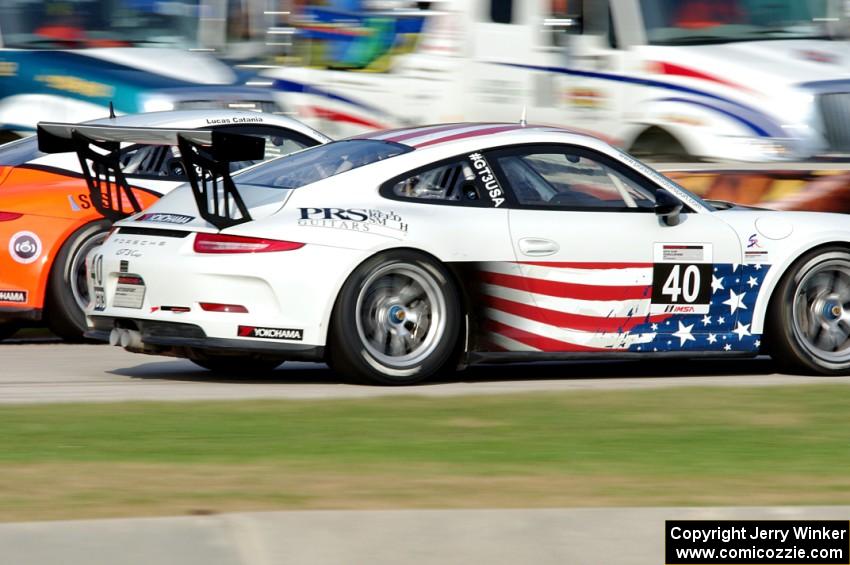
[36,122,264,228]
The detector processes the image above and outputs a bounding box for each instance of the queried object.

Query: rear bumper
[88,316,325,361]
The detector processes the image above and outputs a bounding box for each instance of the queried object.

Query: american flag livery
[478,261,770,354]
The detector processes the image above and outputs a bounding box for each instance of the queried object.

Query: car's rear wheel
[328,250,461,385]
[46,220,111,341]
[0,321,20,341]
[767,247,850,375]
[189,352,282,375]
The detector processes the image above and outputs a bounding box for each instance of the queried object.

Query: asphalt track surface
[3,342,850,404]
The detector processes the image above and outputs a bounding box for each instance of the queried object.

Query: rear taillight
[200,302,249,313]
[193,233,305,254]
[0,211,22,221]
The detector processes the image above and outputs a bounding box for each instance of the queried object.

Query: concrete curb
[2,506,849,564]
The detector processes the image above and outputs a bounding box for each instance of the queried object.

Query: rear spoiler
[36,122,265,228]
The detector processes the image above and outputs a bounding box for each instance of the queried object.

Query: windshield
[0,137,44,166]
[640,0,833,45]
[0,0,200,49]
[234,140,412,190]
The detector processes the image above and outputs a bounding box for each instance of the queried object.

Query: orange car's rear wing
[36,122,264,228]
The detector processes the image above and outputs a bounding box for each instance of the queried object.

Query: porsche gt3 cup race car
[85,122,850,384]
[0,110,329,341]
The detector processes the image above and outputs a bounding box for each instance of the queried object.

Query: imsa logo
[238,325,303,341]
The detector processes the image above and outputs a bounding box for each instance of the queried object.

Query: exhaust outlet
[109,328,122,346]
[119,329,143,350]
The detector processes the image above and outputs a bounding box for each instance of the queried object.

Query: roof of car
[351,122,601,150]
[85,109,331,143]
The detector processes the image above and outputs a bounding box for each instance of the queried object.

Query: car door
[482,143,745,354]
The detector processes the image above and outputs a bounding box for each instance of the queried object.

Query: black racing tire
[189,353,283,375]
[0,321,20,341]
[766,246,850,375]
[328,250,462,385]
[45,220,112,341]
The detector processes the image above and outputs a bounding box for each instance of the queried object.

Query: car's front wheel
[328,250,461,385]
[768,246,850,375]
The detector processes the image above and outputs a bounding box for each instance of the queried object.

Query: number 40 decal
[661,264,701,303]
[652,263,712,306]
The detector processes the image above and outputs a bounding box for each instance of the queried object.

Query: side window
[385,159,485,205]
[118,127,317,180]
[119,145,182,178]
[227,134,312,172]
[492,147,655,210]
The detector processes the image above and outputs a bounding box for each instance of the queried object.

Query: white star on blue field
[628,263,770,353]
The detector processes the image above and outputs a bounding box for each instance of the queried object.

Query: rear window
[234,139,412,189]
[0,137,44,166]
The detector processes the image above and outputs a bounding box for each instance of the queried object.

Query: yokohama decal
[0,289,27,303]
[238,325,303,341]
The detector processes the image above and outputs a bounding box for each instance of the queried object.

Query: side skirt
[467,350,760,365]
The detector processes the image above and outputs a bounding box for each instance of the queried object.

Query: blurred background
[2,0,850,210]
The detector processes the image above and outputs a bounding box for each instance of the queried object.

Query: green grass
[1,385,850,521]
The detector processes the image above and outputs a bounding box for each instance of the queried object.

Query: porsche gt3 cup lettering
[297,208,408,235]
[0,289,27,303]
[138,213,195,225]
[238,325,304,341]
[9,231,42,265]
[110,237,167,247]
[116,249,143,258]
[467,152,505,207]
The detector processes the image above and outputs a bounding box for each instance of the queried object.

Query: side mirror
[655,188,683,226]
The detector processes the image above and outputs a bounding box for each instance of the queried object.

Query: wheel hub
[792,258,850,363]
[354,263,446,369]
[388,305,407,324]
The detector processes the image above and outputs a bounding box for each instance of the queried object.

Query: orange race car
[0,110,330,341]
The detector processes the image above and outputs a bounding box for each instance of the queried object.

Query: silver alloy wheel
[70,231,108,312]
[355,263,447,369]
[791,253,850,366]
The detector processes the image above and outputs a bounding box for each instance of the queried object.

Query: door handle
[518,237,560,257]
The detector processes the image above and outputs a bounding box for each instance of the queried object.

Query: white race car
[82,123,850,384]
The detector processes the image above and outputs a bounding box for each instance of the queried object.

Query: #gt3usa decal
[297,208,408,236]
[467,152,505,207]
[238,326,304,341]
[138,213,195,225]
[0,289,27,303]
